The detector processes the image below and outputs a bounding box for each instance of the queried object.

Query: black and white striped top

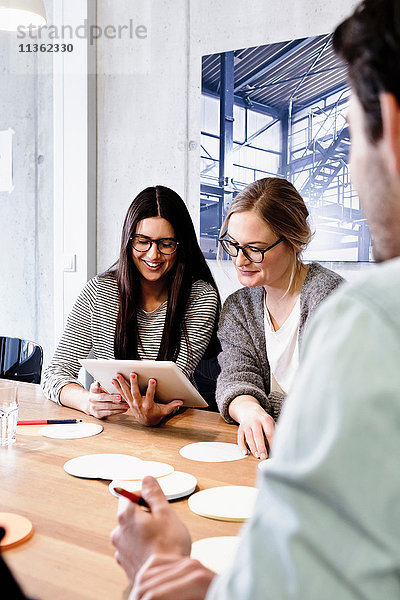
[42,273,219,404]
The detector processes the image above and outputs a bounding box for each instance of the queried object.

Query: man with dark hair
[111,1,400,597]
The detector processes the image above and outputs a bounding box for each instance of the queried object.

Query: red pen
[17,419,83,425]
[114,486,150,509]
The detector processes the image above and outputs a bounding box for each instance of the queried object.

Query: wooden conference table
[0,382,259,600]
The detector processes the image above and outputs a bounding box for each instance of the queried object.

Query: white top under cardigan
[216,262,345,422]
[42,273,219,404]
[264,294,301,395]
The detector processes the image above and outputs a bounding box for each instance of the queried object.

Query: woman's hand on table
[111,477,192,584]
[86,381,130,419]
[229,396,275,460]
[112,373,183,426]
[130,554,215,600]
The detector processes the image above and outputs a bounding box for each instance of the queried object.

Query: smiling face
[131,217,177,284]
[227,210,294,289]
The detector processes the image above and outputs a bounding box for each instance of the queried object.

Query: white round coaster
[64,454,142,480]
[39,423,103,439]
[109,471,197,501]
[188,485,258,522]
[127,460,175,480]
[191,536,240,573]
[179,442,246,463]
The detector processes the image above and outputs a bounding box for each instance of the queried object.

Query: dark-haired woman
[42,186,220,426]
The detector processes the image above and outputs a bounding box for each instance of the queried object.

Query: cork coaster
[0,513,34,550]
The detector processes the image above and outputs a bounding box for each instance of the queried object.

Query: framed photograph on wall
[200,34,372,262]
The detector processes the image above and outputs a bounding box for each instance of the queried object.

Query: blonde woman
[216,177,343,459]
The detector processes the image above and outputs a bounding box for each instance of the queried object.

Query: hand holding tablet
[112,373,183,426]
[86,380,129,420]
[80,359,208,410]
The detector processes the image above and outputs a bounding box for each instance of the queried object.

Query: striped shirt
[42,273,219,404]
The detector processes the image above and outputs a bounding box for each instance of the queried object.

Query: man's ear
[379,92,400,175]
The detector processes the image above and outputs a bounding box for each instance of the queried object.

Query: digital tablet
[79,359,208,408]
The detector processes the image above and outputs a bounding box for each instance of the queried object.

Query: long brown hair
[107,186,220,361]
[220,177,312,289]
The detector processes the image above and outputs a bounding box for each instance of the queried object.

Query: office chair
[0,337,43,384]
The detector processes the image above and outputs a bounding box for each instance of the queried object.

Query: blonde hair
[219,177,312,292]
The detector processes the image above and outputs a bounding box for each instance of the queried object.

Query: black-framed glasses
[218,236,284,263]
[130,235,179,255]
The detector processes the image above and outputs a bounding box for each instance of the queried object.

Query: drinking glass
[0,381,18,446]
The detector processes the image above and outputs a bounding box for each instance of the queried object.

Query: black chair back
[0,337,43,384]
[193,356,221,412]
[193,328,222,412]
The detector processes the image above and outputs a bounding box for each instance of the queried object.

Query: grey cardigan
[216,262,344,423]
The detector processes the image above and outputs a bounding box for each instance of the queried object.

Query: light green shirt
[208,257,400,599]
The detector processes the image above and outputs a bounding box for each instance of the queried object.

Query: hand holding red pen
[110,476,191,584]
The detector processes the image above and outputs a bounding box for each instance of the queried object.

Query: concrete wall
[0,31,53,365]
[96,0,189,270]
